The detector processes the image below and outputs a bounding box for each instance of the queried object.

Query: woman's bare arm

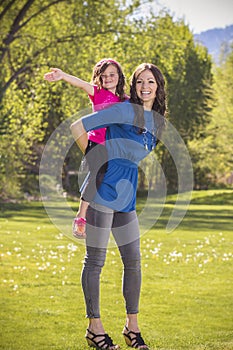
[70,119,88,154]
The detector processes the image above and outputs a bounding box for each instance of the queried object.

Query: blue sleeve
[81,101,133,132]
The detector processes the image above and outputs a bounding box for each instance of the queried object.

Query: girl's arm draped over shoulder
[44,68,94,96]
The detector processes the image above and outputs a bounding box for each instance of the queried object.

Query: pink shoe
[72,217,86,239]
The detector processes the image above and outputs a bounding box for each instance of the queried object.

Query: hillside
[194,24,233,64]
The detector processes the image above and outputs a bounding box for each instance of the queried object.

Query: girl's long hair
[91,58,126,101]
[129,63,167,142]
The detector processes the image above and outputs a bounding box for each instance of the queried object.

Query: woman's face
[100,64,119,94]
[135,69,158,110]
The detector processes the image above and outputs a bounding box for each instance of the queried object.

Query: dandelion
[14,247,21,252]
[57,245,65,249]
[67,243,78,252]
[150,247,160,255]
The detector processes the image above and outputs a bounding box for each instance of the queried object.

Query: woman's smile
[136,69,158,109]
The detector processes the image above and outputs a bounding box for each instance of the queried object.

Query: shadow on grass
[136,190,233,232]
[190,191,233,205]
[1,191,232,232]
[0,201,47,220]
[160,207,233,232]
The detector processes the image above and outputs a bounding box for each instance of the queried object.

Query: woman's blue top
[81,101,158,212]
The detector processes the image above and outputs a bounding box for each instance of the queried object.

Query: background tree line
[0,0,232,200]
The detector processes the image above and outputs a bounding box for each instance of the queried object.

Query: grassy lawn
[0,189,233,349]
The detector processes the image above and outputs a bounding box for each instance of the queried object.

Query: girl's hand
[44,68,63,82]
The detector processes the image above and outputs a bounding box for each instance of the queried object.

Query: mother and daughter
[44,59,166,349]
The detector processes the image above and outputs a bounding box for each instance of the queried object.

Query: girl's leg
[73,142,108,238]
[81,142,108,203]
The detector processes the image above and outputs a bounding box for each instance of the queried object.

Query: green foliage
[0,0,217,197]
[189,46,233,186]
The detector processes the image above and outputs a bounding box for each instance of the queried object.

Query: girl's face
[135,69,158,110]
[100,64,119,94]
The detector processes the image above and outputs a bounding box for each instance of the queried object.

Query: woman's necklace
[142,127,156,151]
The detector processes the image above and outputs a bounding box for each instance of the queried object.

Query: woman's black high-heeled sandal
[122,326,149,349]
[85,329,120,349]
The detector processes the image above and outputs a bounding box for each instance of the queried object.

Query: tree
[0,0,141,198]
[118,13,213,191]
[0,1,215,197]
[189,46,233,186]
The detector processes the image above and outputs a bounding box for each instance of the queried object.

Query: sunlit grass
[0,189,233,349]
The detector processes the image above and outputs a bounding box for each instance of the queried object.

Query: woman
[70,63,166,349]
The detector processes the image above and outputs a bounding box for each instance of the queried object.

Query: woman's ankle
[88,318,105,334]
[126,314,140,332]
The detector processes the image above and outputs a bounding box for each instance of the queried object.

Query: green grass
[0,189,233,349]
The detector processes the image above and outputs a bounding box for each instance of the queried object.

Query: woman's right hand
[44,68,63,82]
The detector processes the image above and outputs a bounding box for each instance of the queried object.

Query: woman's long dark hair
[129,63,167,142]
[91,58,126,101]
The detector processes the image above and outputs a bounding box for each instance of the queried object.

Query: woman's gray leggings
[81,202,141,318]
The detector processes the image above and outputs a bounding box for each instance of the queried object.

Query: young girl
[44,59,127,238]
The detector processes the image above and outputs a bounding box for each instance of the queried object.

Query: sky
[155,0,233,33]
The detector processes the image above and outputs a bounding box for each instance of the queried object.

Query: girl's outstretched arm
[44,68,94,96]
[70,119,88,154]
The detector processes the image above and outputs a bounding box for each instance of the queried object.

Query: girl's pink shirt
[88,86,122,144]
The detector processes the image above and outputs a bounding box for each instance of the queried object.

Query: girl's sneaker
[72,217,86,239]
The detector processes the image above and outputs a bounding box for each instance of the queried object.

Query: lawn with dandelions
[0,189,233,350]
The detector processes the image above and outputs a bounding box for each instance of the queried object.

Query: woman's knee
[120,239,141,269]
[84,247,107,268]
